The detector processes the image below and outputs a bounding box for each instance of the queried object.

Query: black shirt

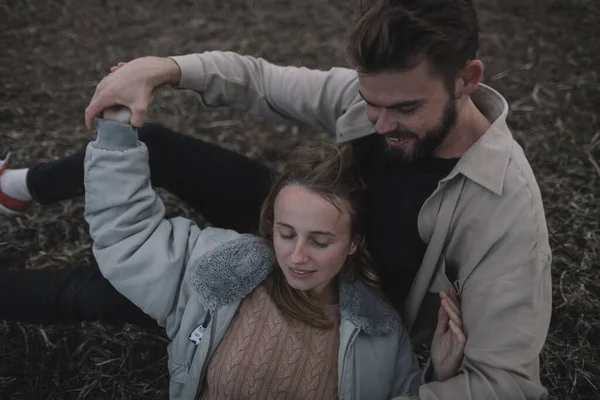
[353,135,459,310]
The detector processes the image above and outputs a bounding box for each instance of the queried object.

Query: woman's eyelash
[279,233,329,249]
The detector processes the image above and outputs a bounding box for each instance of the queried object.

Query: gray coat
[84,119,426,400]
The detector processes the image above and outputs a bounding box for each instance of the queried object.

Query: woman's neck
[312,282,339,305]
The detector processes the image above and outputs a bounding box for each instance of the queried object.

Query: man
[1,0,551,398]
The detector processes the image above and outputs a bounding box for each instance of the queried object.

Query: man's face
[358,60,458,163]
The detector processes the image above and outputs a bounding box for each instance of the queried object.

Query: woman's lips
[288,266,316,279]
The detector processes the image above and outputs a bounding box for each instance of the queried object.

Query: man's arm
[85,52,370,138]
[394,254,552,399]
[170,51,362,135]
[394,160,553,399]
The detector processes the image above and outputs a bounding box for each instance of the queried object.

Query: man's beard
[384,98,457,164]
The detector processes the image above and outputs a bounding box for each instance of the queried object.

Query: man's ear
[455,59,484,96]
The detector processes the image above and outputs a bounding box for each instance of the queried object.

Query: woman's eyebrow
[275,222,335,236]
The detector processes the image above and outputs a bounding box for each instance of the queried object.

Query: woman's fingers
[449,319,467,344]
[441,289,462,318]
[448,287,460,304]
[441,297,463,329]
[110,62,127,73]
[436,294,450,333]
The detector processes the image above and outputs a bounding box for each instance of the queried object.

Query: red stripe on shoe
[0,186,32,212]
[0,161,32,212]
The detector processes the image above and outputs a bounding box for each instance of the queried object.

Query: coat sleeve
[392,254,551,400]
[170,51,371,137]
[389,325,425,398]
[83,118,228,335]
[392,163,553,399]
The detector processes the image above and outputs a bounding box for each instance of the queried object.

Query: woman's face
[272,184,358,303]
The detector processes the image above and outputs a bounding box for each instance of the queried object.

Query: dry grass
[1,0,599,399]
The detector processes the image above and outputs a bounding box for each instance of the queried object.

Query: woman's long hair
[258,142,380,329]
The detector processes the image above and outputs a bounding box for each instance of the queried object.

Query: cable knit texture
[199,283,340,400]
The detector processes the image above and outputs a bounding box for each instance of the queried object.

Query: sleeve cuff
[93,118,139,150]
[169,54,207,92]
[422,358,437,384]
[405,359,435,396]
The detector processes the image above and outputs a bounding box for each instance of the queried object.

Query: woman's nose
[290,242,309,264]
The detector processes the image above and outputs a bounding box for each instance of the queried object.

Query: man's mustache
[384,131,417,140]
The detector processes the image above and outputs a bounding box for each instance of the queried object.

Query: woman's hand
[85,56,180,129]
[431,288,467,382]
[110,62,127,73]
[102,105,132,125]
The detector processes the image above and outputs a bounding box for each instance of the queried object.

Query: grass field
[1,0,599,398]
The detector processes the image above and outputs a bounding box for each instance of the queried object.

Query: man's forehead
[358,89,423,109]
[358,68,445,105]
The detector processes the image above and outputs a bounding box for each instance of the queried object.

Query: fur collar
[186,234,400,335]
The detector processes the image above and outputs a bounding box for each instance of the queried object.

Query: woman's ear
[348,236,360,255]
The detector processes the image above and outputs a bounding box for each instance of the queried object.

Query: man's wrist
[163,57,182,86]
[147,57,181,87]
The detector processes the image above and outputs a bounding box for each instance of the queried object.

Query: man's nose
[373,109,397,134]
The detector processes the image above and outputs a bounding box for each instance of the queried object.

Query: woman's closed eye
[310,240,329,249]
[278,232,330,249]
[279,232,296,241]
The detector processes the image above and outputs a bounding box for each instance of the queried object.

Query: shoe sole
[0,202,25,216]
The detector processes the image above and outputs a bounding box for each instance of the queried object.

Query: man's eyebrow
[275,222,336,236]
[358,90,423,109]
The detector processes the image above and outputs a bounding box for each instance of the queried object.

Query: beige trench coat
[169,51,552,400]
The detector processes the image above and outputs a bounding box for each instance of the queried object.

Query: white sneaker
[0,153,33,216]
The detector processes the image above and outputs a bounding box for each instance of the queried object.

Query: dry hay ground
[0,0,599,399]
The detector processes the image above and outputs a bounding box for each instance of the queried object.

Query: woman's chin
[284,277,314,292]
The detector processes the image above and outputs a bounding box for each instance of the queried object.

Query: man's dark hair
[347,0,479,86]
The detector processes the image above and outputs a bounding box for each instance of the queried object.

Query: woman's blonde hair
[259,142,380,329]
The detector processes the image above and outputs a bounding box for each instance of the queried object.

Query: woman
[82,106,466,399]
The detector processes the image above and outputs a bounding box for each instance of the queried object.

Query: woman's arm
[389,325,424,397]
[83,109,229,333]
[390,289,466,397]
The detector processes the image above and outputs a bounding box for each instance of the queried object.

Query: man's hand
[85,56,181,129]
[431,288,467,382]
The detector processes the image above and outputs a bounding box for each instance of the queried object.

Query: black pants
[0,123,273,327]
